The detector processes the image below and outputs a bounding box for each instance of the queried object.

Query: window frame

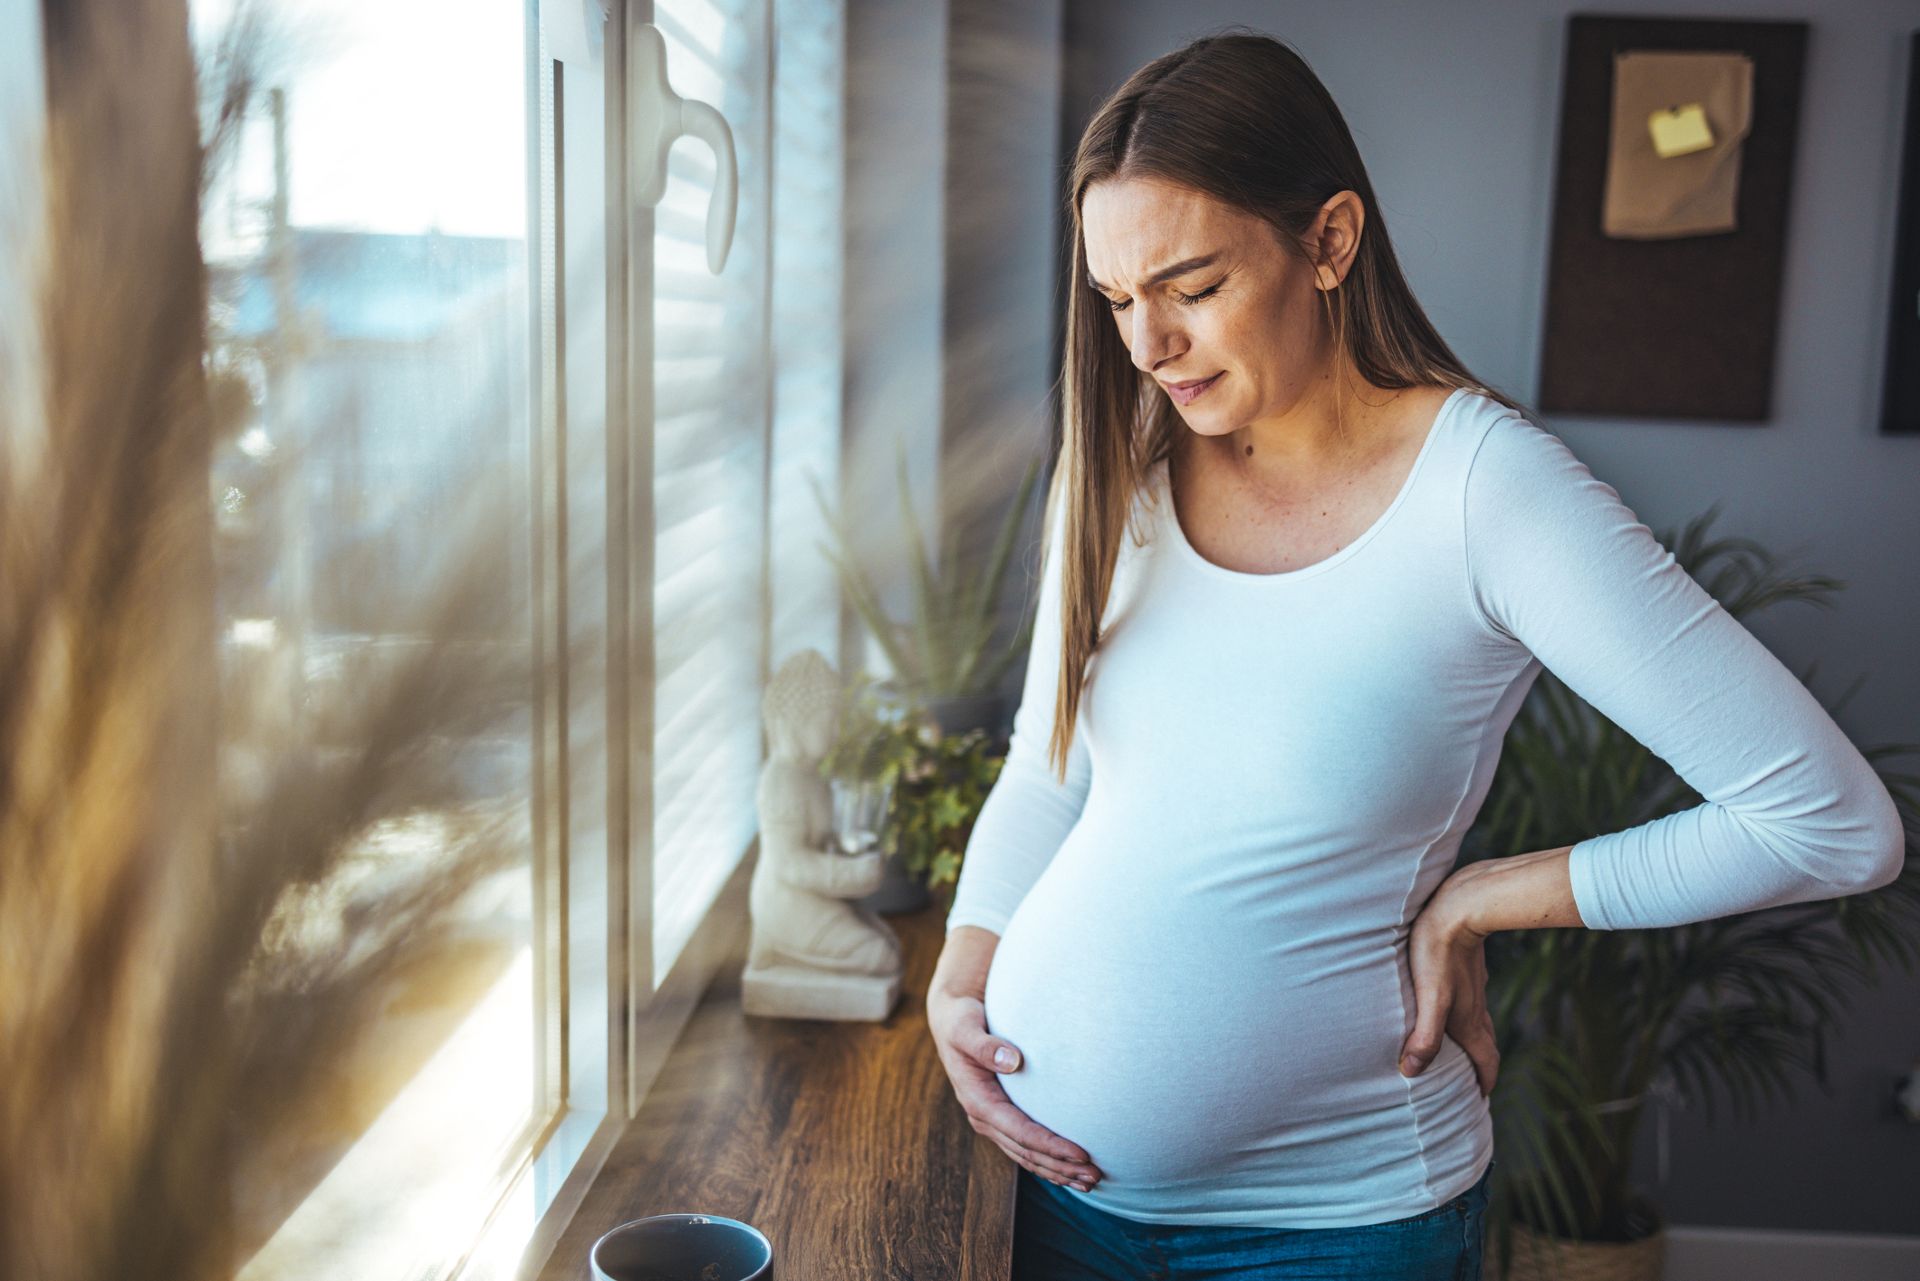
[477,1,803,1273]
[15,0,834,1272]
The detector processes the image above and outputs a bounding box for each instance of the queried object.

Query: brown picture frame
[1538,14,1809,422]
[1881,31,1920,435]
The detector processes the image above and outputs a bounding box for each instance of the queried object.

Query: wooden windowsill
[536,884,1014,1280]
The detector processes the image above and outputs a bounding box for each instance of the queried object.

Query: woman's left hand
[1400,882,1500,1098]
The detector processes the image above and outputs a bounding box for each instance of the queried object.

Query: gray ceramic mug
[588,1213,773,1281]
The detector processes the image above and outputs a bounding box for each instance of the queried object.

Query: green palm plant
[808,437,1043,704]
[1466,503,1920,1276]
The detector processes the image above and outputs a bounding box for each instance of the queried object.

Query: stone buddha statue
[741,648,902,1021]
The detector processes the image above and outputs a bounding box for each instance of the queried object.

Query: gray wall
[842,0,1065,699]
[941,0,1065,692]
[1055,0,1920,1239]
[840,0,949,682]
[936,0,1059,626]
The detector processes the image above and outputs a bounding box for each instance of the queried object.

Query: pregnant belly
[982,871,1419,1188]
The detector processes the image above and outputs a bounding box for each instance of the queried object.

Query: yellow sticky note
[1648,103,1715,158]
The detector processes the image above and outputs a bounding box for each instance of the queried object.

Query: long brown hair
[1043,27,1531,781]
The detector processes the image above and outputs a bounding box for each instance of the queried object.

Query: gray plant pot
[851,690,1012,916]
[856,846,930,915]
[927,691,1011,740]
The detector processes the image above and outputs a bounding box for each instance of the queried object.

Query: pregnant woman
[926,28,1904,1281]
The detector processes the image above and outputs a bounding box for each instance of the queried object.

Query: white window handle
[630,22,737,275]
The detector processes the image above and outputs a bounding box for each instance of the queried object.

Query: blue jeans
[1012,1160,1493,1281]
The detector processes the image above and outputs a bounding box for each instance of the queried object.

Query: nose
[1127,304,1183,375]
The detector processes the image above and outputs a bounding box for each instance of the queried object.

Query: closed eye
[1104,282,1223,313]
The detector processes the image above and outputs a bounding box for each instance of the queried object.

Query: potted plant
[818,672,1007,913]
[1469,505,1920,1280]
[809,437,1043,737]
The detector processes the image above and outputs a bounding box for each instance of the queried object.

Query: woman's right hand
[927,981,1105,1192]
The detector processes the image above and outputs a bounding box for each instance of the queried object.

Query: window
[179,0,843,1275]
[194,1,542,1274]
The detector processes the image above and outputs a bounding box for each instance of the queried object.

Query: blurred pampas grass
[2,2,543,1278]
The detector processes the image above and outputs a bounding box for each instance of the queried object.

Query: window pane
[192,0,543,1275]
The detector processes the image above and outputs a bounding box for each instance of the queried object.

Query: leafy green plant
[1467,503,1920,1272]
[817,673,917,786]
[817,672,1005,889]
[809,437,1043,702]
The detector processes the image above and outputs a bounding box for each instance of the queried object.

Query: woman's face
[1080,175,1356,441]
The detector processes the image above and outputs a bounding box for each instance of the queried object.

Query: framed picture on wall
[1881,30,1920,435]
[1538,14,1808,422]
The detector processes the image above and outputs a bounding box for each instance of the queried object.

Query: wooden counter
[537,887,1015,1280]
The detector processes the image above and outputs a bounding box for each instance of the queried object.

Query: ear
[1308,190,1365,292]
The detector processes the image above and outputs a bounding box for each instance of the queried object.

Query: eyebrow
[1086,253,1221,295]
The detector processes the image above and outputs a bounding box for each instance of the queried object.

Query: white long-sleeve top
[945,387,1903,1230]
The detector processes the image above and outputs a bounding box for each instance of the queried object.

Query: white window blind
[652,0,846,981]
[651,0,771,982]
[769,0,845,666]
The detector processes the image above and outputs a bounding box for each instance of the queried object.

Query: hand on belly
[984,909,1424,1188]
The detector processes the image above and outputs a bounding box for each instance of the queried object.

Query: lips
[1163,373,1223,406]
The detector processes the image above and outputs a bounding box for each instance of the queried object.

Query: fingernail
[994,1046,1016,1069]
[1400,1055,1420,1076]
